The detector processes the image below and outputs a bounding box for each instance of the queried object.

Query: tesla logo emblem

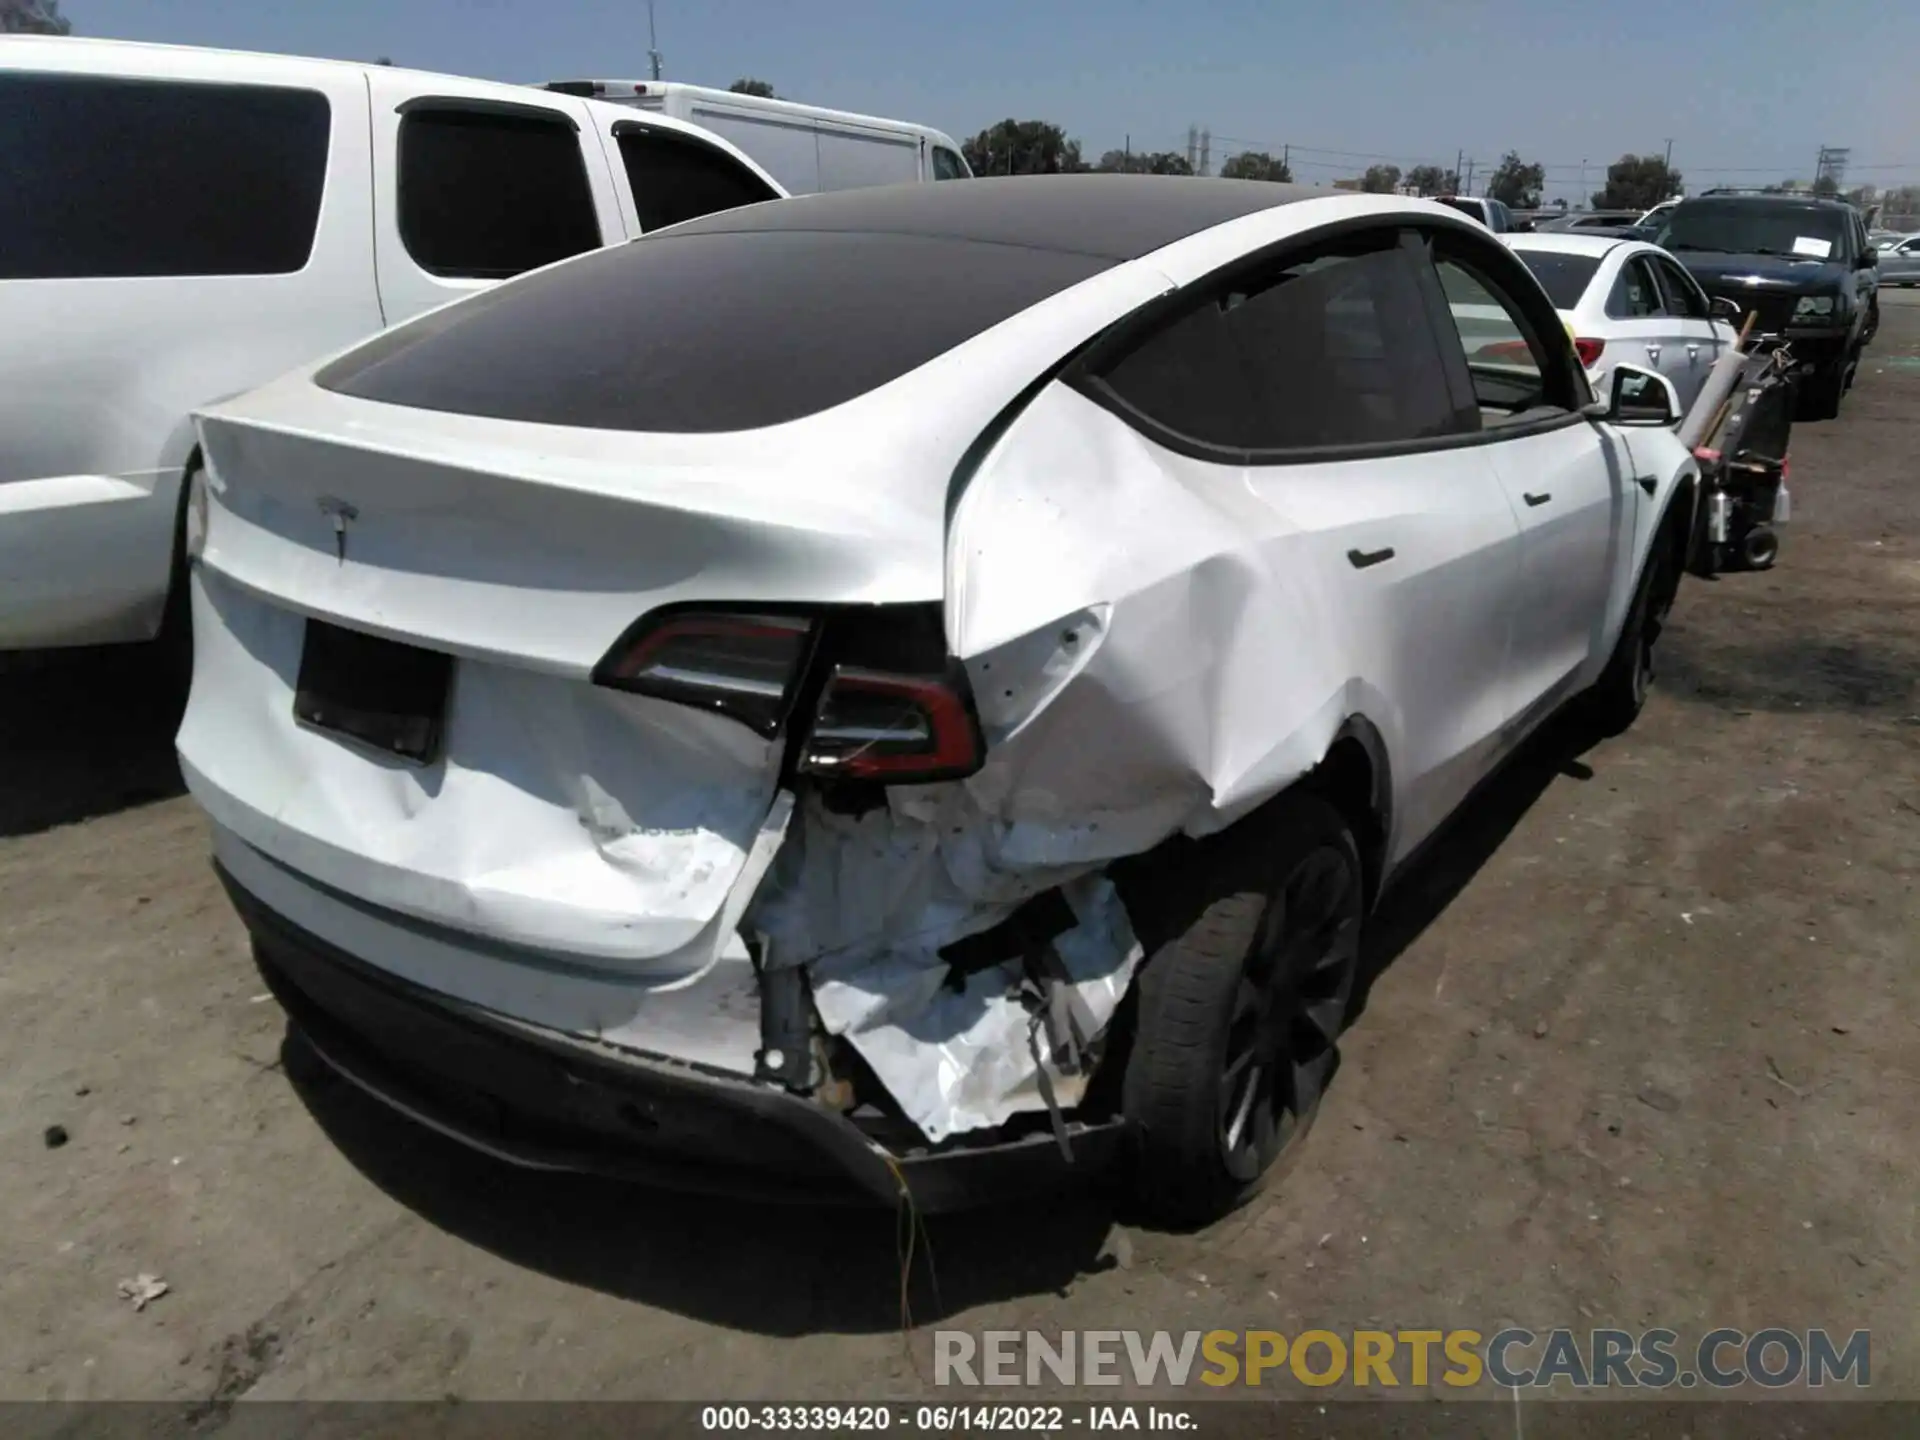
[317,495,358,563]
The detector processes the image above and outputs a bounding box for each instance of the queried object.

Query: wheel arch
[1298,716,1393,910]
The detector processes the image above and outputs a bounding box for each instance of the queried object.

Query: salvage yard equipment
[1688,328,1795,574]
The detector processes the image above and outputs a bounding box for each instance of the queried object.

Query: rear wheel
[1122,794,1364,1227]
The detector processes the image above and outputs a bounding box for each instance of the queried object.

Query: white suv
[0,37,781,654]
[181,179,1701,1225]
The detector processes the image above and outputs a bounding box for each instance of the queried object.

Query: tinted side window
[0,72,330,280]
[1096,232,1469,452]
[1606,257,1665,319]
[615,124,779,232]
[1651,256,1707,319]
[932,146,969,181]
[1432,253,1559,421]
[1227,243,1467,448]
[398,107,601,278]
[1098,297,1261,449]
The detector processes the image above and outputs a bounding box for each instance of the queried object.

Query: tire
[1587,525,1677,737]
[1797,361,1846,421]
[1122,793,1365,1228]
[1739,525,1779,571]
[152,463,201,713]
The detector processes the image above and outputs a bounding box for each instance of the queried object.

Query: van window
[932,147,969,181]
[398,106,602,279]
[0,73,330,279]
[613,123,779,232]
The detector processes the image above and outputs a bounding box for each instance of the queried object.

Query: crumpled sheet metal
[808,874,1143,1142]
[747,382,1357,1141]
[182,567,790,973]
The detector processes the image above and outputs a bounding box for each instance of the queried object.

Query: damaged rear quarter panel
[747,378,1441,1141]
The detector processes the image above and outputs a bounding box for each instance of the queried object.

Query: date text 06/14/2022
[699,1405,1197,1431]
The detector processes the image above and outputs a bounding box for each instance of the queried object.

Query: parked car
[542,79,971,194]
[1433,195,1517,233]
[1537,210,1642,234]
[1646,193,1879,419]
[0,36,782,655]
[1637,198,1683,229]
[1504,233,1741,413]
[181,178,1699,1225]
[1876,233,1920,286]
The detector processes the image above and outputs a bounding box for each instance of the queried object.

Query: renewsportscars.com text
[934,1328,1870,1390]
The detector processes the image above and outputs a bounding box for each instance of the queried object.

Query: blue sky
[61,0,1920,203]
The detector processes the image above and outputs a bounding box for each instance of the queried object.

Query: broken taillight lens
[796,664,983,782]
[592,611,815,737]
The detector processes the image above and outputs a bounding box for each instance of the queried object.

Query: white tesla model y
[180,176,1698,1225]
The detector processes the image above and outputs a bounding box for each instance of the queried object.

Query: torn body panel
[745,379,1532,1139]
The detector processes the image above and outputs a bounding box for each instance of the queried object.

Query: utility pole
[647,0,663,80]
[1124,133,1130,169]
[1578,157,1586,206]
[1199,128,1211,177]
[1282,143,1289,177]
[1663,137,1673,170]
[1463,156,1475,195]
[1186,125,1198,172]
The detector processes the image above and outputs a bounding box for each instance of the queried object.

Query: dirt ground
[4,299,1917,1412]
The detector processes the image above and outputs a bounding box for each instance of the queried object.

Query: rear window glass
[0,72,330,279]
[398,106,602,278]
[317,230,1110,432]
[614,123,779,232]
[1512,251,1600,308]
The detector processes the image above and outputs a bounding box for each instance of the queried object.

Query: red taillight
[797,664,982,783]
[593,611,814,737]
[593,604,985,784]
[1474,339,1533,362]
[1574,337,1606,367]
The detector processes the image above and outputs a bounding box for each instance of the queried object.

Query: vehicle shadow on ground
[0,646,187,838]
[287,1043,1122,1336]
[1659,626,1916,716]
[1349,706,1602,1022]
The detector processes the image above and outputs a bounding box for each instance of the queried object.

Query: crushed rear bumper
[219,863,1124,1212]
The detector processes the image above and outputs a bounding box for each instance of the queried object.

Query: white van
[0,37,783,654]
[543,80,972,194]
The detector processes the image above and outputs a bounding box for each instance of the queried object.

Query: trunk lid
[182,376,952,975]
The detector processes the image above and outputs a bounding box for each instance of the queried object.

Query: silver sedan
[1876,233,1920,286]
[1505,232,1740,413]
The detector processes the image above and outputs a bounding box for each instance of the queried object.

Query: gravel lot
[5,297,1917,1410]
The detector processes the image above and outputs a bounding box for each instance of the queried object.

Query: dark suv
[1650,193,1879,419]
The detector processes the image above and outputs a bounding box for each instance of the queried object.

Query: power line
[1153,130,1920,177]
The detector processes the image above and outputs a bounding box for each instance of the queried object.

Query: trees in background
[1,0,71,32]
[1094,149,1192,175]
[1592,155,1681,210]
[728,78,777,98]
[1219,150,1292,182]
[961,120,1087,176]
[1487,151,1545,208]
[1361,163,1402,193]
[1404,164,1458,196]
